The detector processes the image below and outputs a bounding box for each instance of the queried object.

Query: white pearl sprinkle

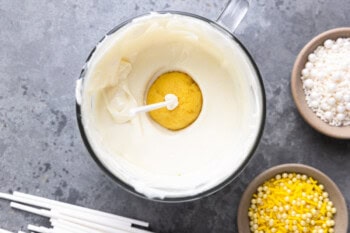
[335,92,343,100]
[324,111,333,120]
[337,38,344,44]
[324,39,333,48]
[331,72,342,82]
[346,103,350,110]
[310,69,318,78]
[308,53,317,62]
[337,113,345,121]
[327,97,336,106]
[343,94,350,102]
[304,79,314,89]
[306,62,314,69]
[321,103,330,111]
[337,105,345,113]
[327,82,336,92]
[302,68,309,77]
[310,100,319,108]
[332,43,340,50]
[310,92,319,99]
[318,71,326,79]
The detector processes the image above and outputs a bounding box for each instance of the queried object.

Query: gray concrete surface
[0,0,350,232]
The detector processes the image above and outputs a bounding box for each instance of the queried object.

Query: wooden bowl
[291,28,350,139]
[237,164,348,233]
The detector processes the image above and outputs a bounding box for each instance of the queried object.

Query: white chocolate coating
[80,13,263,199]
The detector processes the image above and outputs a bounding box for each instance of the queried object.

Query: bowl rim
[75,11,266,203]
[237,163,348,233]
[291,27,350,139]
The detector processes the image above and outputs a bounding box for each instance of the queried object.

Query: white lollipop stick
[129,94,178,117]
[0,229,13,233]
[27,225,52,233]
[51,219,103,233]
[8,192,148,227]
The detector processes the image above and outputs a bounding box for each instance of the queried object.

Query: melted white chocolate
[79,13,263,199]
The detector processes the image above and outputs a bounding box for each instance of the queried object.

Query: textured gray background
[0,0,350,232]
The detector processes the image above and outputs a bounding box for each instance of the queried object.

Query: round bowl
[237,163,348,233]
[291,27,350,139]
[76,11,266,203]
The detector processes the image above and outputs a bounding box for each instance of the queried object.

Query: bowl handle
[217,0,249,33]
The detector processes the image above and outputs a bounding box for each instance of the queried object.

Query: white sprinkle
[335,92,343,100]
[327,82,336,92]
[337,113,345,121]
[302,68,310,77]
[308,53,317,62]
[310,69,318,78]
[304,79,314,88]
[331,72,342,82]
[318,71,326,79]
[337,105,345,113]
[310,100,319,108]
[324,39,333,48]
[321,103,330,111]
[324,111,333,120]
[327,97,336,105]
[306,62,314,69]
[310,92,319,100]
[337,38,344,44]
[346,103,350,110]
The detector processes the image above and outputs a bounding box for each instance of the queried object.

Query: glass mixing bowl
[76,0,266,203]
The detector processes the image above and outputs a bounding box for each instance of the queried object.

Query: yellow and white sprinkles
[248,173,336,233]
